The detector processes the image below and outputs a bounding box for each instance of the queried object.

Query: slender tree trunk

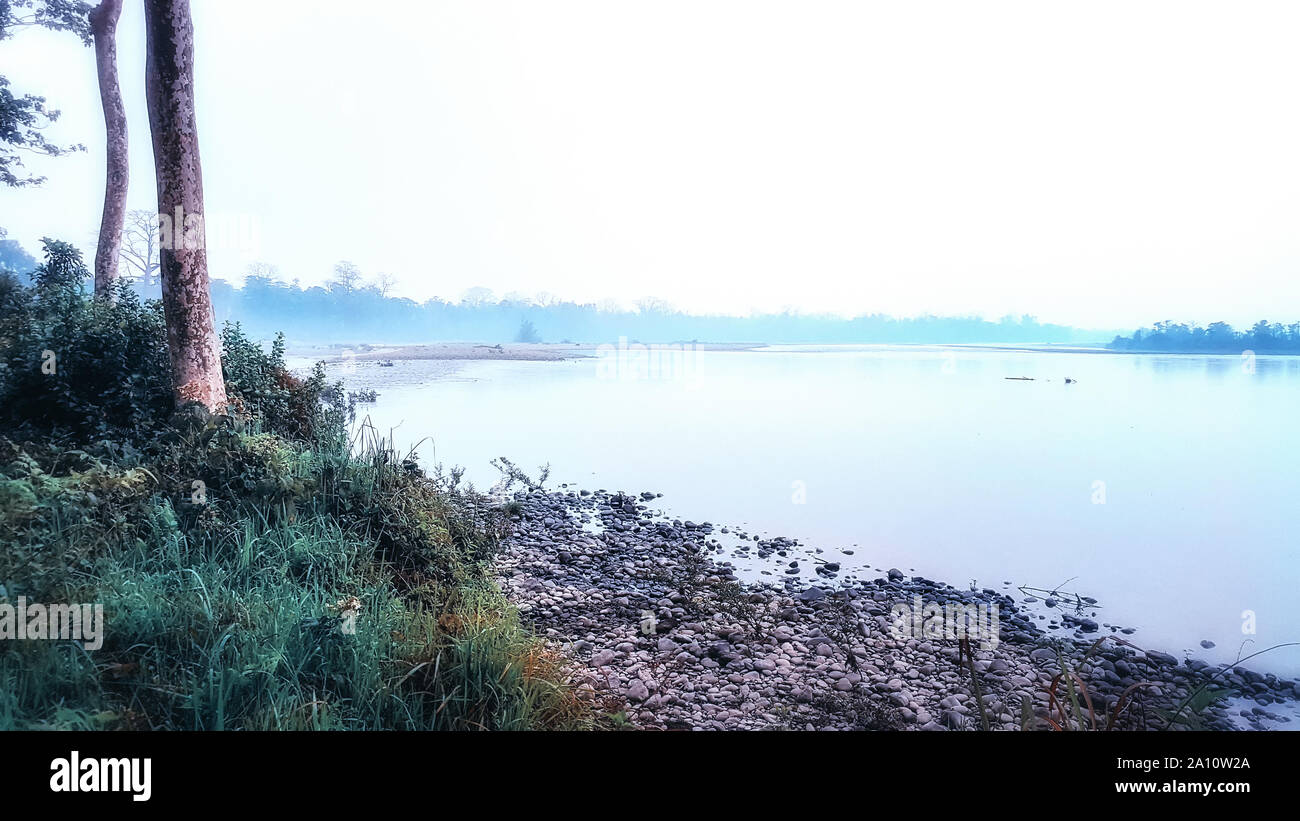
[143,0,227,411]
[90,0,127,300]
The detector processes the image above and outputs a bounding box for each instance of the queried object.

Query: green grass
[0,430,591,731]
[0,255,591,731]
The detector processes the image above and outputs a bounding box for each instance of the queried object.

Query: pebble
[492,487,1292,731]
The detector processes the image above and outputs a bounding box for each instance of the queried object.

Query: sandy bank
[289,341,769,363]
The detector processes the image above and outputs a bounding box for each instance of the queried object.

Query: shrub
[0,241,173,442]
[514,317,541,343]
[0,241,588,731]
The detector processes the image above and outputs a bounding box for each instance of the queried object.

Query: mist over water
[305,345,1300,676]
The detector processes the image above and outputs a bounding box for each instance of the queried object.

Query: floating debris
[1018,577,1100,616]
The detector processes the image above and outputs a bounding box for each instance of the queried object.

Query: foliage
[1109,320,1300,354]
[0,249,590,730]
[0,240,173,441]
[0,240,354,447]
[0,234,1111,344]
[0,1,92,187]
[514,317,541,344]
[22,237,1102,344]
[0,0,92,42]
[220,322,350,445]
[0,232,38,279]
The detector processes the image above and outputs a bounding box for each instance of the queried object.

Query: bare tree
[120,208,161,285]
[330,260,362,292]
[635,296,673,315]
[245,261,281,282]
[460,286,494,307]
[143,0,226,411]
[89,0,126,299]
[372,271,397,297]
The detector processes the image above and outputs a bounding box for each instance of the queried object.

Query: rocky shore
[495,487,1300,731]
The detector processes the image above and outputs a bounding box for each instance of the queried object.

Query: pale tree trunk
[90,0,127,300]
[143,0,227,411]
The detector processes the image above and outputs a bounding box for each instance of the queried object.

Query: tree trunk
[90,0,127,300]
[143,0,227,411]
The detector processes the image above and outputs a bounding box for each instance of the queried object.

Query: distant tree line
[0,228,38,273]
[0,240,1111,345]
[200,280,1105,345]
[1109,320,1300,354]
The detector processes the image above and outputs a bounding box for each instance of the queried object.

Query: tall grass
[0,258,590,730]
[0,431,590,731]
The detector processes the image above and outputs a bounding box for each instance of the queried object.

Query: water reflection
[303,345,1300,676]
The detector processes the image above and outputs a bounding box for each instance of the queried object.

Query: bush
[220,322,349,445]
[0,241,173,442]
[514,317,541,343]
[0,240,350,449]
[0,241,589,730]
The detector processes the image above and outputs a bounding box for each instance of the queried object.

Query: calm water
[298,345,1300,675]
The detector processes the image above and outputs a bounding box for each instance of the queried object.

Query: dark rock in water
[822,562,840,572]
[1044,598,1057,608]
[798,587,827,602]
[887,568,904,581]
[1146,650,1179,667]
[1200,640,1216,649]
[1078,618,1099,633]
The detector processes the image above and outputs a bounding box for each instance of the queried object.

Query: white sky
[2,0,1299,328]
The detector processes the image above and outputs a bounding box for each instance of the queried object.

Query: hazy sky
[2,0,1299,328]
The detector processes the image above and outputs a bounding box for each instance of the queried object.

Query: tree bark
[90,0,127,300]
[143,0,228,411]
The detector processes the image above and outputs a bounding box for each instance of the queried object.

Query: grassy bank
[0,242,589,730]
